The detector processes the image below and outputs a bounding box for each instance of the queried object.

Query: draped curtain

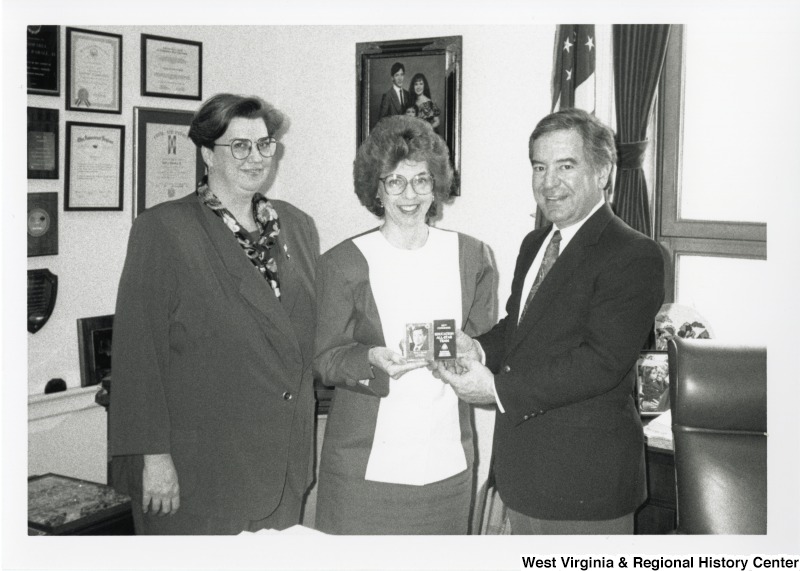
[612,25,672,238]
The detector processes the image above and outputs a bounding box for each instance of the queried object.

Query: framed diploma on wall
[133,107,204,218]
[65,122,125,211]
[66,27,123,114]
[141,34,203,100]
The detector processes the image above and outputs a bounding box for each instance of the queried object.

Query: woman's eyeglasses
[379,173,435,195]
[214,137,277,160]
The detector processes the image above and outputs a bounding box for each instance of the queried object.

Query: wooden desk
[635,444,677,534]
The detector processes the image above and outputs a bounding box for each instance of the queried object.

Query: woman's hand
[142,453,180,515]
[369,346,426,380]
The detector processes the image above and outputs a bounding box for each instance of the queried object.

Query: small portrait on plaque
[404,322,432,362]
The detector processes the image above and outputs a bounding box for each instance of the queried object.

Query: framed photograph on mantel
[141,34,203,100]
[65,122,125,211]
[133,107,204,218]
[66,27,123,114]
[356,36,462,195]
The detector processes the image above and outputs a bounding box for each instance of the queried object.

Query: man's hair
[390,62,405,76]
[529,108,617,171]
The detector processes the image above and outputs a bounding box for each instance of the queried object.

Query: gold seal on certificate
[404,320,457,362]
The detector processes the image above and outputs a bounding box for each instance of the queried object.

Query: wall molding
[28,386,100,421]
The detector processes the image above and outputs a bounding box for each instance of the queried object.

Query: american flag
[551,25,596,112]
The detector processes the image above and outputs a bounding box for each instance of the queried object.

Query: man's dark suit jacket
[379,86,412,119]
[109,192,319,522]
[478,204,665,521]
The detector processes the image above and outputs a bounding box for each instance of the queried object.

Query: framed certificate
[133,107,204,218]
[141,34,203,100]
[66,27,123,114]
[65,122,125,211]
[27,25,60,96]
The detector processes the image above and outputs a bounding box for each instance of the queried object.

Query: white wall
[25,24,555,492]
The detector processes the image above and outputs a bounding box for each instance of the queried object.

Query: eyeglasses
[214,137,277,160]
[378,173,435,195]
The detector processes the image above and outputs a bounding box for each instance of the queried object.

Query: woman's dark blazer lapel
[192,197,301,353]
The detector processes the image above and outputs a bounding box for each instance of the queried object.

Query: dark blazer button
[282,391,293,400]
[523,414,530,420]
[502,365,511,373]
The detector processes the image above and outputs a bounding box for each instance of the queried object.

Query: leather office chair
[668,337,767,534]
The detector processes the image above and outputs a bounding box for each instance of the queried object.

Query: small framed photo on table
[66,27,122,114]
[65,122,125,211]
[636,351,670,416]
[141,34,202,100]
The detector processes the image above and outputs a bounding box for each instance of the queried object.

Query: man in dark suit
[436,108,665,534]
[378,62,412,122]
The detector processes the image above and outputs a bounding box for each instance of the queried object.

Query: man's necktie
[399,90,404,108]
[519,230,562,321]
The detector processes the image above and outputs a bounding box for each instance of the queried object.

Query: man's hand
[454,330,481,362]
[435,357,496,405]
[369,347,426,380]
[142,453,180,515]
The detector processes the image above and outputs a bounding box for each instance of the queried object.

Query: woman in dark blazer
[109,93,319,535]
[313,116,496,534]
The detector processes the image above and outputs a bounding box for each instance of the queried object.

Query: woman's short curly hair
[188,93,284,150]
[354,115,454,219]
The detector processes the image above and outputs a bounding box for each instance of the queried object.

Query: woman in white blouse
[313,116,496,534]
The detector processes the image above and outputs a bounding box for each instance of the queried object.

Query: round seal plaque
[28,207,51,238]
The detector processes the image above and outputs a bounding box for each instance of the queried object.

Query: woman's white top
[353,227,467,486]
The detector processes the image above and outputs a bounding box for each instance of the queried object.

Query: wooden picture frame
[65,122,125,211]
[133,107,204,218]
[27,25,60,96]
[636,351,670,416]
[77,314,114,388]
[356,36,462,194]
[66,27,123,114]
[141,34,203,100]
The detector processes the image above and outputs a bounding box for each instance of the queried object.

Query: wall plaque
[28,193,58,257]
[28,269,58,333]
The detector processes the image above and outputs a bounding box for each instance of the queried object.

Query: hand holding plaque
[403,320,458,362]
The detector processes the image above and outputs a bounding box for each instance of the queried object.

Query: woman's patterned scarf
[197,179,282,299]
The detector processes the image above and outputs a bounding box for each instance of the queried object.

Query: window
[656,24,767,344]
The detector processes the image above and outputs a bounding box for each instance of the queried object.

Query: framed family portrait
[141,34,203,100]
[66,27,123,114]
[356,36,462,194]
[133,107,204,218]
[65,121,125,211]
[636,351,670,416]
